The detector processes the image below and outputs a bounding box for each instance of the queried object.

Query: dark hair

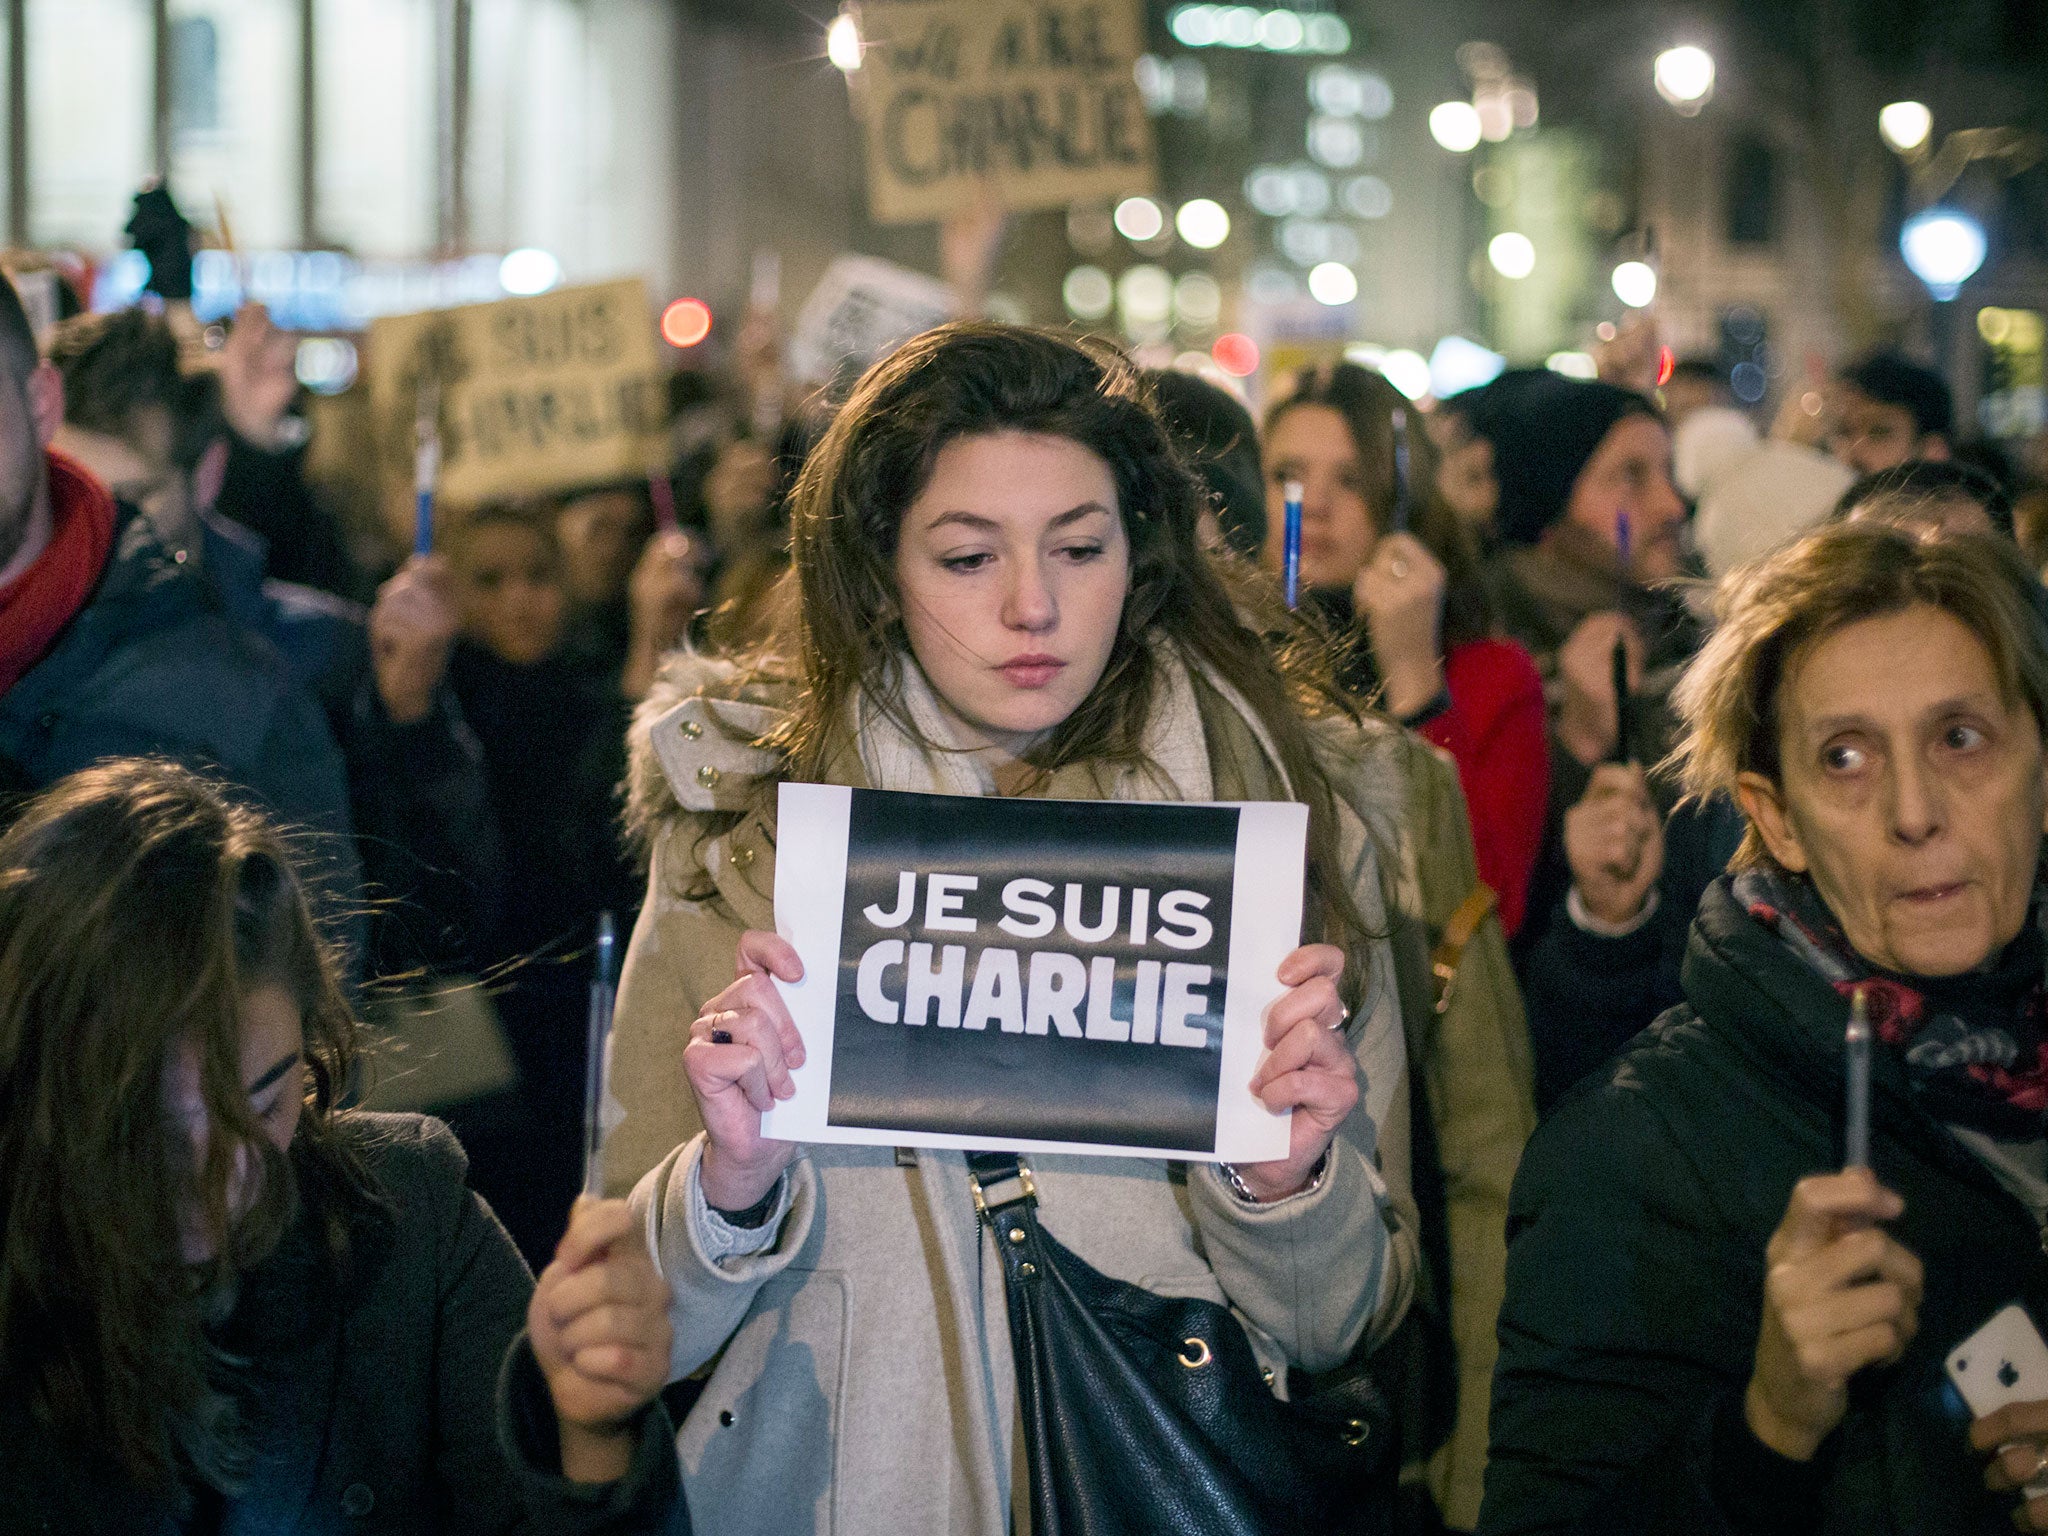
[1143,367,1266,558]
[1839,352,1953,441]
[0,761,376,1503]
[1266,361,1493,647]
[46,308,187,445]
[764,321,1373,956]
[1470,373,1660,545]
[0,273,36,385]
[1833,459,2015,540]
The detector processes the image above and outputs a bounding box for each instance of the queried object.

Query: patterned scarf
[1732,864,2048,1140]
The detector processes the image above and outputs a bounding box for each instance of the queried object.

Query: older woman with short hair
[1479,521,2048,1534]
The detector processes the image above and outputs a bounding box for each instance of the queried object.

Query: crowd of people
[4,226,2048,1536]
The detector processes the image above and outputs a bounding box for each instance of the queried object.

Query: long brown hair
[0,760,373,1501]
[759,321,1374,953]
[1267,361,1494,648]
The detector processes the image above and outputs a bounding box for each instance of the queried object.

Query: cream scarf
[851,644,1290,804]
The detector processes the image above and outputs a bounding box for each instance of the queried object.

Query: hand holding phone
[1952,1305,2048,1502]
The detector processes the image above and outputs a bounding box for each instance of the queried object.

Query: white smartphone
[1946,1303,2048,1498]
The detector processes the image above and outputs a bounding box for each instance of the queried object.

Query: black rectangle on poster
[825,788,1240,1151]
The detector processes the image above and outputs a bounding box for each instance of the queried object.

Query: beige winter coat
[605,655,1423,1535]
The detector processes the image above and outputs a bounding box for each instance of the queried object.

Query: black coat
[0,485,358,911]
[0,1114,684,1536]
[1479,876,2048,1536]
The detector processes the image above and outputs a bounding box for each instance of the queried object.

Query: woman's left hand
[1353,532,1447,718]
[1972,1400,2048,1527]
[529,1198,674,1483]
[1236,943,1358,1202]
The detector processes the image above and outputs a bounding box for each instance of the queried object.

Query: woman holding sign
[1482,523,2048,1533]
[607,324,1418,1534]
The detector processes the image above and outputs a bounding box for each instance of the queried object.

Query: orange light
[661,298,713,348]
[1212,333,1260,377]
[1656,344,1675,387]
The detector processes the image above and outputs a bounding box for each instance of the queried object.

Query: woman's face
[458,522,566,666]
[1562,414,1688,581]
[1262,404,1377,591]
[163,984,307,1263]
[1737,603,2048,977]
[893,431,1130,760]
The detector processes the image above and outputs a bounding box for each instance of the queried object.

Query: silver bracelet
[1217,1150,1330,1207]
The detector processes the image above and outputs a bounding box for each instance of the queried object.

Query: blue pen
[413,379,439,559]
[1283,479,1303,608]
[580,912,621,1200]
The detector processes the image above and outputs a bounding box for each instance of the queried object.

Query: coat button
[680,719,703,739]
[730,844,755,870]
[697,765,721,787]
[718,1409,736,1427]
[341,1483,375,1517]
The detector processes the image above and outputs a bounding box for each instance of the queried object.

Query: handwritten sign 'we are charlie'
[767,785,1303,1162]
[857,0,1157,225]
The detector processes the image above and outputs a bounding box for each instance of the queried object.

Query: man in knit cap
[1473,375,1713,1110]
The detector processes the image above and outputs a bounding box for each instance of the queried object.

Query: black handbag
[966,1152,1396,1536]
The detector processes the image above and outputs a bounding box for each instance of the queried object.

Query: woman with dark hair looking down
[0,759,684,1534]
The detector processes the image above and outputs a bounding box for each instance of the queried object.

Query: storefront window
[314,0,434,257]
[168,0,300,251]
[467,0,586,263]
[25,0,153,249]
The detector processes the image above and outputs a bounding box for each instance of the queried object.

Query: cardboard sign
[363,278,667,515]
[787,254,957,390]
[767,784,1303,1161]
[858,0,1157,225]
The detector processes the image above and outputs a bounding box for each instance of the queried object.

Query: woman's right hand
[1744,1170,1923,1462]
[684,930,806,1212]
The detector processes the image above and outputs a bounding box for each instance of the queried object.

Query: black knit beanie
[1474,374,1660,546]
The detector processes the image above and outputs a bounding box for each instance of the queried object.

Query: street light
[1114,196,1167,242]
[1429,101,1483,153]
[1308,262,1359,306]
[1653,46,1715,115]
[827,7,862,71]
[1488,231,1536,279]
[1175,199,1231,250]
[1611,260,1658,308]
[1879,101,1932,154]
[1900,208,1986,300]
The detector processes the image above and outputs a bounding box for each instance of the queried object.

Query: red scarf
[0,450,116,695]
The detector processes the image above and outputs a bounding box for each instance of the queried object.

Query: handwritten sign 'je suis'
[858,0,1158,225]
[364,278,667,516]
[767,785,1302,1162]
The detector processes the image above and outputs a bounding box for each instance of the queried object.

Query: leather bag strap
[1430,882,1496,1017]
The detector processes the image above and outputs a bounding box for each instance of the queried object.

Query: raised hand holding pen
[1282,478,1303,608]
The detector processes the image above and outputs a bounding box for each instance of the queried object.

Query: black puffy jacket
[1480,874,2048,1536]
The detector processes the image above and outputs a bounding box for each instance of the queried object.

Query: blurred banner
[364,278,667,516]
[859,0,1157,224]
[790,254,957,388]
